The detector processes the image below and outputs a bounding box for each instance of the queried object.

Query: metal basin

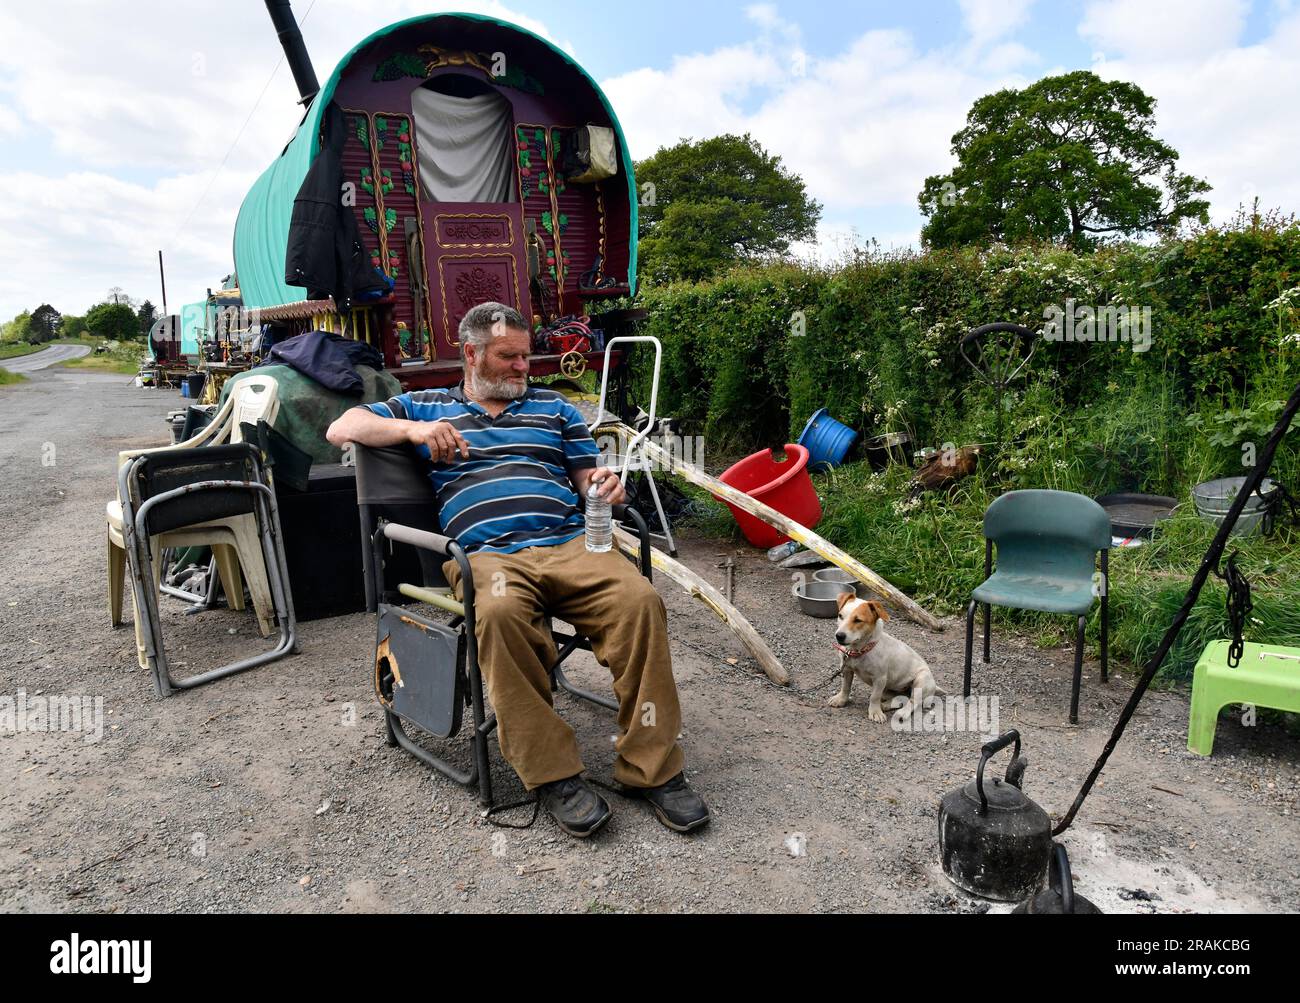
[813,568,873,599]
[796,580,854,618]
[1192,477,1278,538]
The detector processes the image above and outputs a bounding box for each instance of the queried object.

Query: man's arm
[556,399,626,506]
[326,406,470,464]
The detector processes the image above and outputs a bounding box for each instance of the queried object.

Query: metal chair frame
[118,444,299,697]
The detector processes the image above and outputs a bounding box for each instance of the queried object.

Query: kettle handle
[1049,844,1076,915]
[975,730,1022,814]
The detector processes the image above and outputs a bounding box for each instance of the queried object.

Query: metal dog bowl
[813,568,873,599]
[796,580,853,618]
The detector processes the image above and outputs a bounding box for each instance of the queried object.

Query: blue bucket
[798,408,859,473]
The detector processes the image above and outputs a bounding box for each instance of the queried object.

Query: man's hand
[576,467,627,507]
[407,420,471,464]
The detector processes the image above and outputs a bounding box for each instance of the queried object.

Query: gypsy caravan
[235,2,640,390]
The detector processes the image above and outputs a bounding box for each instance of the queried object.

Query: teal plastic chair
[963,490,1111,723]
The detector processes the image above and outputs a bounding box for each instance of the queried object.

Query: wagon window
[411,76,516,204]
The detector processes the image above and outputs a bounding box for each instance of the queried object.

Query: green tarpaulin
[219,364,402,465]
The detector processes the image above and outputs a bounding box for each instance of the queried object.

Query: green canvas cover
[233,12,639,310]
[220,364,402,465]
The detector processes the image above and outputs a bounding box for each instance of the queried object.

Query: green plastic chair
[963,490,1111,723]
[1188,641,1300,756]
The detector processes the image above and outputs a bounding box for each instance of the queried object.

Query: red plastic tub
[716,444,822,549]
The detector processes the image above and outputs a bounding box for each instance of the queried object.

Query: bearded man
[326,303,709,837]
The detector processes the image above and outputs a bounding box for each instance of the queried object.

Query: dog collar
[834,641,878,659]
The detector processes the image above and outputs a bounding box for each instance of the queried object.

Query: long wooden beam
[613,527,790,686]
[611,425,943,632]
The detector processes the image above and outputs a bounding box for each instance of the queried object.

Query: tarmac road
[0,343,91,374]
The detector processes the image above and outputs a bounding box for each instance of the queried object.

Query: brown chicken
[908,446,982,500]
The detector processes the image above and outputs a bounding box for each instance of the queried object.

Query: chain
[1214,551,1254,669]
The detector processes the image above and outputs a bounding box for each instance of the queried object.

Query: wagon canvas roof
[233,11,639,311]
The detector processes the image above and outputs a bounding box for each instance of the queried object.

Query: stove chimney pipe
[264,0,319,106]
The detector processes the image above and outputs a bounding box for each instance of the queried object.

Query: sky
[1,0,1298,316]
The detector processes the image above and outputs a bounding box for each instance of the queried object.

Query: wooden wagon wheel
[560,351,587,380]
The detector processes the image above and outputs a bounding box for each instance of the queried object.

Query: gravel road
[1,368,1297,914]
[0,344,91,374]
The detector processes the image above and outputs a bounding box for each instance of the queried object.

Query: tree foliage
[1,311,32,344]
[136,300,158,338]
[85,301,141,341]
[28,304,62,344]
[919,71,1211,250]
[636,133,822,284]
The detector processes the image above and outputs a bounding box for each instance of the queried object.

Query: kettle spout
[1006,755,1029,790]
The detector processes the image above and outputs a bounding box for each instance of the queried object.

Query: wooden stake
[613,527,789,686]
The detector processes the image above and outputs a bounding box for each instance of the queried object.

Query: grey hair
[458,302,529,363]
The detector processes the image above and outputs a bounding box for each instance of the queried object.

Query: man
[326,303,709,838]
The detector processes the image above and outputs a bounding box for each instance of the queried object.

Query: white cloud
[1084,7,1300,223]
[0,0,559,314]
[0,103,19,136]
[959,0,1036,48]
[605,20,1041,254]
[1080,0,1249,60]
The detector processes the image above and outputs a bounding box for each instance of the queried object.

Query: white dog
[828,593,945,723]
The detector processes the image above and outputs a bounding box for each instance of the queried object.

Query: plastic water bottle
[585,482,613,554]
[767,541,801,563]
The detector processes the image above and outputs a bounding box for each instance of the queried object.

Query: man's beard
[469,365,527,402]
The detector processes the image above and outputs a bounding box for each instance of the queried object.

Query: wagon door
[410,79,530,358]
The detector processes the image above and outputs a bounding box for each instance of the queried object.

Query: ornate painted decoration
[373,45,545,94]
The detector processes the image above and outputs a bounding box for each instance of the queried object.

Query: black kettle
[938,730,1052,902]
[1013,843,1103,914]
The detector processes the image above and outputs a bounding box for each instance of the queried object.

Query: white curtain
[411,86,516,204]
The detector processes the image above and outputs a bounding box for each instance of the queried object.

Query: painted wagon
[234,2,641,391]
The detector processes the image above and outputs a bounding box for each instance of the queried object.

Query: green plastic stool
[1187,640,1300,756]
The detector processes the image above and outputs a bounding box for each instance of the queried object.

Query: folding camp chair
[963,490,1111,724]
[354,443,653,807]
[118,443,298,697]
[107,375,282,632]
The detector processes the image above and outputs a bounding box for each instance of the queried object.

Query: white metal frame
[592,336,677,556]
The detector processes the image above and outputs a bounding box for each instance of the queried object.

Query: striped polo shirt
[362,383,600,555]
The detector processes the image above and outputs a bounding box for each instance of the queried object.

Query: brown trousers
[443,537,685,791]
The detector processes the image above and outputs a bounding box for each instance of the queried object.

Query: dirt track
[1,369,1298,914]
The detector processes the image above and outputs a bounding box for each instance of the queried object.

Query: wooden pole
[613,527,789,686]
[613,426,943,632]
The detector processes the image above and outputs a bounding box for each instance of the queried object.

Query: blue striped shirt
[362,383,600,555]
